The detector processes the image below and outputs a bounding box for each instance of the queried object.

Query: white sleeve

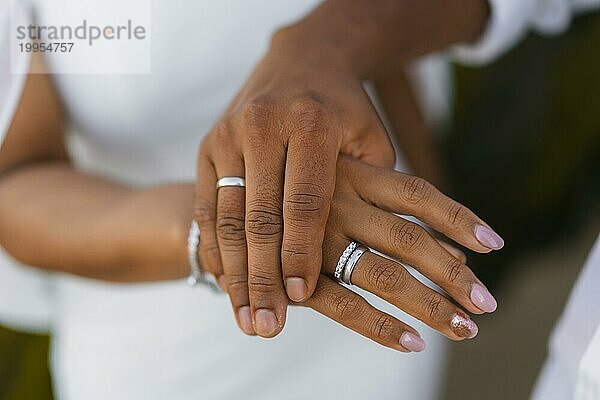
[451,0,600,65]
[0,0,31,146]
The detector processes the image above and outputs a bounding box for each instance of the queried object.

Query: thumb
[341,117,396,168]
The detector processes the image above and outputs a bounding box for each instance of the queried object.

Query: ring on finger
[216,176,246,189]
[342,245,369,285]
[334,241,358,281]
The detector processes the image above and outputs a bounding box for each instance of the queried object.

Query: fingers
[213,151,254,336]
[336,201,497,315]
[194,151,223,279]
[244,128,288,338]
[302,275,426,352]
[343,157,504,253]
[281,128,338,303]
[322,238,478,340]
[439,241,467,263]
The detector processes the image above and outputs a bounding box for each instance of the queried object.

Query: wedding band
[342,245,369,285]
[216,177,246,189]
[334,241,358,281]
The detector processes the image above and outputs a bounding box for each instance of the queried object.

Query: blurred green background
[1,10,599,400]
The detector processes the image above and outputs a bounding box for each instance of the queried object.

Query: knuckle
[246,202,282,243]
[286,183,327,217]
[446,202,470,226]
[389,220,424,252]
[213,122,234,148]
[443,258,465,284]
[193,201,215,225]
[282,246,311,263]
[332,293,364,320]
[216,215,246,245]
[400,176,432,205]
[290,98,328,144]
[366,261,405,293]
[225,273,248,294]
[369,314,396,342]
[244,97,276,131]
[248,271,279,294]
[423,292,444,320]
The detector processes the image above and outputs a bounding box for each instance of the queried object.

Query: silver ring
[216,177,246,189]
[334,241,358,281]
[342,245,369,285]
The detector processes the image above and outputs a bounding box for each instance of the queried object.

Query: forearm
[273,0,490,78]
[0,162,192,282]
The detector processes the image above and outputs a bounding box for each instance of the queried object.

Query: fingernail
[238,306,255,335]
[470,283,498,313]
[254,309,278,337]
[400,332,426,352]
[285,277,308,302]
[450,312,479,339]
[475,224,505,250]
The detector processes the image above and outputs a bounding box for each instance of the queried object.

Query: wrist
[110,184,193,282]
[270,0,490,79]
[270,0,405,79]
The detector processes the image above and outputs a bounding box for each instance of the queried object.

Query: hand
[216,155,503,343]
[305,156,502,348]
[194,37,395,337]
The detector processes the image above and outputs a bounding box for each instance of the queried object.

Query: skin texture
[0,59,500,352]
[196,0,490,337]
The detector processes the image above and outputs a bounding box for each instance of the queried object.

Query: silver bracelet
[187,220,221,292]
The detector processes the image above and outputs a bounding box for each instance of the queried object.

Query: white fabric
[531,236,600,400]
[0,0,599,399]
[453,0,600,65]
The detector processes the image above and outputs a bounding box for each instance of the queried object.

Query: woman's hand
[303,156,502,349]
[212,155,503,340]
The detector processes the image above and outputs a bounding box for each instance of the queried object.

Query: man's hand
[195,43,395,338]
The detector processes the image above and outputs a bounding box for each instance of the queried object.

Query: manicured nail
[254,309,278,337]
[400,332,426,352]
[238,306,254,335]
[286,277,308,302]
[450,312,479,339]
[470,283,498,313]
[475,224,504,250]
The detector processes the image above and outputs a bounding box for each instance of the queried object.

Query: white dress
[0,1,598,399]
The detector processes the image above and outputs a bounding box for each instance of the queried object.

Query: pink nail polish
[470,283,498,313]
[400,332,426,352]
[475,225,505,250]
[238,306,254,335]
[450,312,479,339]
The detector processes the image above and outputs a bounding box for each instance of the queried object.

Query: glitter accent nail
[450,312,479,339]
